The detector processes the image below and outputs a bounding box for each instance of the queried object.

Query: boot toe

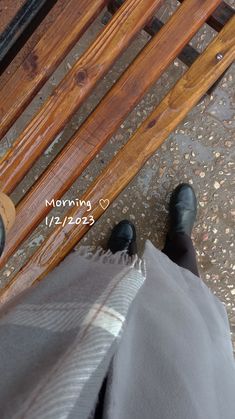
[107,220,137,255]
[169,183,197,237]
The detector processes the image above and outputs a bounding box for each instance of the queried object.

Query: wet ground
[0,1,234,349]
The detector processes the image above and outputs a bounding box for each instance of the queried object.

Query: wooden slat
[108,1,232,96]
[0,0,222,267]
[0,1,67,89]
[110,1,235,63]
[1,15,234,305]
[109,0,200,69]
[0,0,56,66]
[0,0,162,193]
[179,0,234,32]
[0,0,24,33]
[110,0,235,33]
[0,0,109,139]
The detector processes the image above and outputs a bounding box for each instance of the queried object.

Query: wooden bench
[0,0,234,304]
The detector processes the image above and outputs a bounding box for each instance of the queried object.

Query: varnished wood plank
[109,0,234,65]
[1,15,234,304]
[108,0,200,69]
[0,0,222,267]
[0,0,162,192]
[0,0,57,67]
[0,0,67,89]
[110,0,235,33]
[108,1,232,96]
[0,0,109,139]
[0,0,24,33]
[179,0,234,32]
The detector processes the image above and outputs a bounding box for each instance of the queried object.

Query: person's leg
[162,183,199,277]
[93,376,108,418]
[162,232,199,277]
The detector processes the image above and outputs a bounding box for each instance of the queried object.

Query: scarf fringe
[74,245,146,277]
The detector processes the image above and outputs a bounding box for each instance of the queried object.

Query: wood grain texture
[178,0,234,32]
[0,0,56,65]
[0,0,162,193]
[0,0,67,89]
[0,0,59,75]
[1,14,234,305]
[0,0,222,268]
[108,0,231,96]
[0,0,24,33]
[109,0,234,74]
[0,0,109,139]
[111,0,235,33]
[109,0,200,69]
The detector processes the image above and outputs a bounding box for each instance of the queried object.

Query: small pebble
[214,181,220,189]
[3,270,11,277]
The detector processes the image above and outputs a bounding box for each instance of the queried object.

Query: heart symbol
[99,199,110,210]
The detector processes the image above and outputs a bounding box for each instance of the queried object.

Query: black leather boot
[168,183,197,238]
[107,219,137,256]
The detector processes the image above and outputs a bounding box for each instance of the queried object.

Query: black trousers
[162,232,199,277]
[94,232,199,418]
